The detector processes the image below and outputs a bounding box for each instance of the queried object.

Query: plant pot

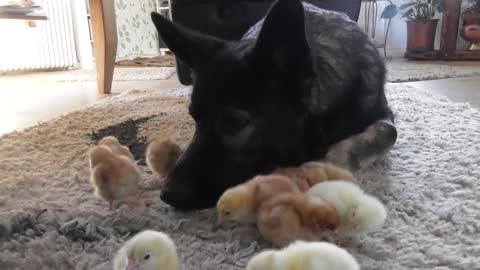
[461,13,480,50]
[406,19,439,52]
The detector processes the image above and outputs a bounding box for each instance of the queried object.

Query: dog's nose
[160,185,196,210]
[160,176,220,210]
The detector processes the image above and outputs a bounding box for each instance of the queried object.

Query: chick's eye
[224,212,231,216]
[144,254,151,260]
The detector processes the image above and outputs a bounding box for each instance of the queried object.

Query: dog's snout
[160,173,220,210]
[160,180,196,209]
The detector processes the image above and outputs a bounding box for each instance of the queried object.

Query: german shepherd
[151,0,397,210]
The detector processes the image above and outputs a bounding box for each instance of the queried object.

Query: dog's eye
[217,110,252,134]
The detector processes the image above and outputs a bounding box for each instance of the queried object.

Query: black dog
[151,0,397,210]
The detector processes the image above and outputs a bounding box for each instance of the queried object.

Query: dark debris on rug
[88,116,155,166]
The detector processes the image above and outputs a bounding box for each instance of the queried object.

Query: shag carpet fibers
[386,61,480,83]
[0,84,479,270]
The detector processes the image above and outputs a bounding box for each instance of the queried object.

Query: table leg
[89,0,117,94]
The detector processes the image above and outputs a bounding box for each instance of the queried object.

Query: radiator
[0,0,77,72]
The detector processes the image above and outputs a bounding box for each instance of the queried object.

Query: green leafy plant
[381,0,444,20]
[464,0,480,14]
[381,0,399,19]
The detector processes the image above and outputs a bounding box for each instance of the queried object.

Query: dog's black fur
[151,0,397,210]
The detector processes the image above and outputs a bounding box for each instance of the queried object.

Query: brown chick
[146,137,181,177]
[216,175,301,225]
[273,162,354,192]
[256,193,339,247]
[98,136,135,160]
[89,145,141,211]
[302,162,354,181]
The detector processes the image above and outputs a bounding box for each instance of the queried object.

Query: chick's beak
[216,215,223,227]
[127,256,138,270]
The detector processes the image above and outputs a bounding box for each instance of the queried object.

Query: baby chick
[256,193,339,247]
[216,175,300,225]
[99,136,135,160]
[273,162,354,192]
[146,137,181,177]
[246,240,360,270]
[307,180,386,236]
[89,145,140,211]
[114,230,178,270]
[302,161,355,181]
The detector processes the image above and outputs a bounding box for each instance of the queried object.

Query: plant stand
[363,0,393,59]
[404,0,480,60]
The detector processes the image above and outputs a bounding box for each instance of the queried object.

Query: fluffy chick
[274,162,354,192]
[256,193,339,247]
[89,145,140,211]
[216,175,300,224]
[99,136,135,160]
[302,161,355,181]
[246,240,359,270]
[114,230,178,270]
[146,137,181,177]
[307,180,386,236]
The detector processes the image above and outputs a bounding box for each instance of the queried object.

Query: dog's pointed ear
[151,12,225,71]
[252,0,311,74]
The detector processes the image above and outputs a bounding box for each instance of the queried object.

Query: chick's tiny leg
[108,200,114,211]
[333,233,345,247]
[325,118,397,171]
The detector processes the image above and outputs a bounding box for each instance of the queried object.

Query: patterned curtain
[114,0,160,61]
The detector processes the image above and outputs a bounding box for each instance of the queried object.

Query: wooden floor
[0,61,479,135]
[405,75,480,108]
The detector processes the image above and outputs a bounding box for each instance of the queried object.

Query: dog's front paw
[325,140,354,170]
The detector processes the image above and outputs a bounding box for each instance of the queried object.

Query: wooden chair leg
[89,0,117,94]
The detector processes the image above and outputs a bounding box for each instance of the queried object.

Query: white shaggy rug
[386,62,480,83]
[46,67,176,82]
[0,83,479,270]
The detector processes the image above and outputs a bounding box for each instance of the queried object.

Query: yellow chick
[274,162,355,192]
[99,136,135,160]
[146,137,181,177]
[246,240,360,270]
[307,180,387,236]
[256,193,339,247]
[89,145,141,211]
[114,230,178,270]
[216,175,300,225]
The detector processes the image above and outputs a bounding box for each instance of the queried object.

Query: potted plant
[463,0,480,22]
[461,0,480,50]
[381,0,444,52]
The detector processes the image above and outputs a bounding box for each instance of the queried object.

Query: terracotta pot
[462,13,480,25]
[461,13,480,50]
[406,19,439,52]
[462,25,480,43]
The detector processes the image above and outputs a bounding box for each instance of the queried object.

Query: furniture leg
[439,0,462,59]
[89,0,117,94]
